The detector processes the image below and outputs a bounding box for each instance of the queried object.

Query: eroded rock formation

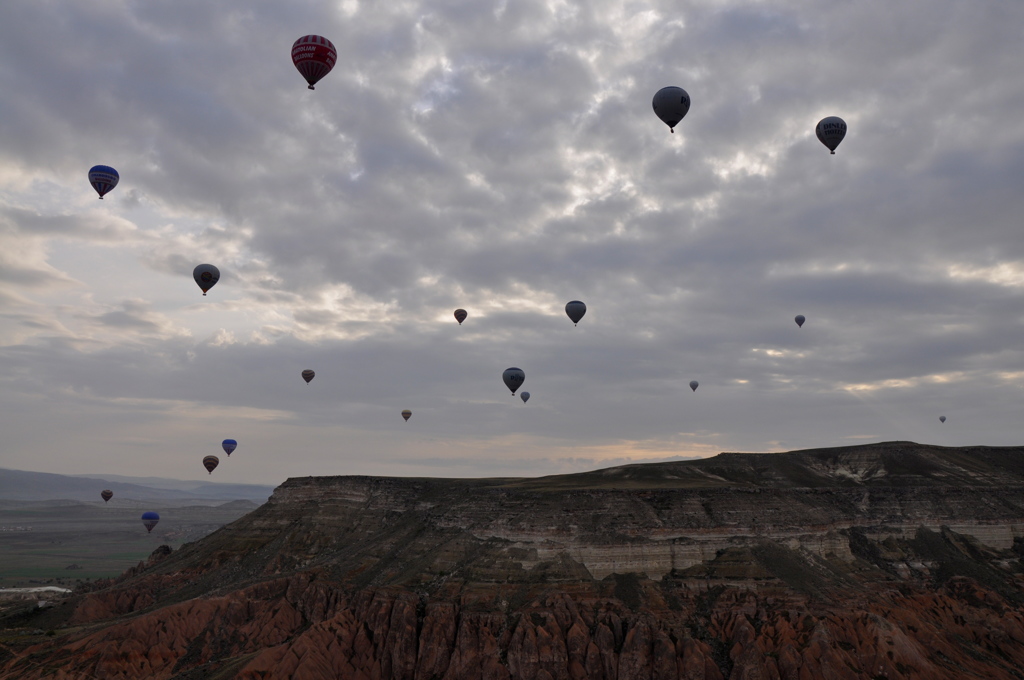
[3,441,1024,679]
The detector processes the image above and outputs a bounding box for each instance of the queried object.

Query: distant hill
[0,468,275,503]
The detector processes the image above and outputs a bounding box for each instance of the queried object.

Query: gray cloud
[1,0,1023,484]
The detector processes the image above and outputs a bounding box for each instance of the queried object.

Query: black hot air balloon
[795,315,805,328]
[203,455,219,475]
[454,309,468,325]
[565,301,586,326]
[100,490,113,503]
[401,409,412,422]
[302,369,315,384]
[502,367,525,395]
[193,264,220,296]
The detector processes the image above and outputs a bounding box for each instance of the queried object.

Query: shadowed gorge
[3,441,1024,678]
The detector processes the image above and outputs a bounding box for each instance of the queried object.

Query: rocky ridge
[2,441,1024,679]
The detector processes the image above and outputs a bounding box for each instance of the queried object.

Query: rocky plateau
[2,441,1024,679]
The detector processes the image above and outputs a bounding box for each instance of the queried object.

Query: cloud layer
[2,0,1023,484]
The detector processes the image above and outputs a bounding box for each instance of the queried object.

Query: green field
[0,500,257,588]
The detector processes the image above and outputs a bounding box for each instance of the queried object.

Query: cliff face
[3,441,1024,679]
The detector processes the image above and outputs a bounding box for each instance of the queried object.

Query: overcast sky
[2,0,1023,485]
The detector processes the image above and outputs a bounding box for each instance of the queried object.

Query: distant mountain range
[0,467,275,503]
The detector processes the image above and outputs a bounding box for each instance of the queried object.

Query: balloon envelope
[203,455,219,475]
[141,511,160,533]
[88,165,119,199]
[939,416,946,423]
[795,315,805,328]
[503,367,525,395]
[100,490,113,503]
[292,35,337,90]
[454,309,468,325]
[689,380,699,392]
[652,87,691,132]
[401,409,412,422]
[222,439,237,456]
[301,369,315,384]
[815,116,847,154]
[520,391,530,404]
[565,300,586,326]
[193,264,220,296]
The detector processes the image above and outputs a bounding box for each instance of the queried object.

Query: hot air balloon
[401,409,412,422]
[141,511,160,533]
[520,391,530,404]
[815,116,847,154]
[222,439,237,456]
[503,367,525,395]
[100,490,113,503]
[301,369,315,384]
[193,264,220,296]
[689,380,699,392]
[454,309,468,325]
[795,315,805,328]
[292,35,337,90]
[939,416,946,423]
[88,165,119,199]
[652,87,691,133]
[565,300,586,326]
[203,455,219,475]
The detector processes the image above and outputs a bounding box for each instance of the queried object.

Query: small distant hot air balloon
[815,116,847,154]
[193,264,220,296]
[292,35,337,90]
[222,439,237,456]
[652,87,691,133]
[454,309,468,325]
[689,380,699,392]
[100,490,113,503]
[503,367,525,395]
[565,300,587,326]
[203,455,219,475]
[88,165,119,199]
[939,416,946,423]
[141,511,160,533]
[520,391,530,404]
[795,315,805,328]
[401,409,412,422]
[301,369,315,384]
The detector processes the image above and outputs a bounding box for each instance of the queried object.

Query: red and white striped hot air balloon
[291,35,337,90]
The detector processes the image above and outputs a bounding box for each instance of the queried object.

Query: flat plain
[0,499,258,588]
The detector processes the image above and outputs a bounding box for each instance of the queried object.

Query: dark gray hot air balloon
[100,490,113,503]
[503,367,525,395]
[689,380,699,392]
[520,391,530,404]
[795,315,805,328]
[454,309,467,325]
[652,87,691,133]
[401,409,412,422]
[565,300,586,326]
[203,455,219,475]
[815,116,847,154]
[301,369,315,384]
[193,264,220,296]
[939,416,946,423]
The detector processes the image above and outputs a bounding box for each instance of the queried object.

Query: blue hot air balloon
[222,439,237,456]
[88,165,119,199]
[141,511,160,533]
